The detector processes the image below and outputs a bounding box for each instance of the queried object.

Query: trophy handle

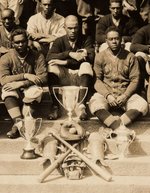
[53,87,66,109]
[78,86,88,105]
[16,118,26,139]
[129,130,136,144]
[33,118,42,137]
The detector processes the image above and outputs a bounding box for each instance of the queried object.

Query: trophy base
[21,148,39,159]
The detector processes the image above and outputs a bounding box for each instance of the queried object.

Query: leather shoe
[75,104,88,121]
[79,111,88,121]
[48,106,60,120]
[7,125,20,139]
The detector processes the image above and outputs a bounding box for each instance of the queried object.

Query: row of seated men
[0,0,149,139]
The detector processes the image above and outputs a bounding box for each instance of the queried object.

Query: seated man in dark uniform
[46,15,95,121]
[130,13,150,102]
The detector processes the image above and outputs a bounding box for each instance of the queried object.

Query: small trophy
[53,86,88,122]
[17,109,42,159]
[110,122,136,159]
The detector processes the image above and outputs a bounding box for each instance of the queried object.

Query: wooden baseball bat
[38,144,77,183]
[51,132,112,182]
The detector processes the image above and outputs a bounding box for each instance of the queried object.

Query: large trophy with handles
[53,86,88,141]
[110,122,136,159]
[53,86,88,122]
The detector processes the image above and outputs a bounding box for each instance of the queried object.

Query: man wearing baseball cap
[0,28,47,138]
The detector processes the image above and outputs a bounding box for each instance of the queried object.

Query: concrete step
[0,153,150,176]
[1,117,150,136]
[0,175,150,193]
[1,134,150,156]
[1,120,150,155]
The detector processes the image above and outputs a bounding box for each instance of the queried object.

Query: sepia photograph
[0,0,150,192]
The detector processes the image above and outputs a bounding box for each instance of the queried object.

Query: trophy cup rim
[53,85,88,91]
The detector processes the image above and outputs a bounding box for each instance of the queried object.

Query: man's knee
[127,94,148,116]
[1,88,19,101]
[78,62,93,76]
[88,92,108,114]
[135,52,148,62]
[48,64,61,76]
[138,99,148,116]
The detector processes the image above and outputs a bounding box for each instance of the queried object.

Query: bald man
[0,8,20,56]
[0,0,24,24]
[46,15,95,121]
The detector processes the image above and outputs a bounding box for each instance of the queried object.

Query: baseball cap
[23,86,43,103]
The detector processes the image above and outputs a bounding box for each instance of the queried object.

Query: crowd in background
[0,0,149,37]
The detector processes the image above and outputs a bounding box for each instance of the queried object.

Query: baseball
[69,127,77,134]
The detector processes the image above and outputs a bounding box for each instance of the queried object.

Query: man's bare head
[40,0,55,18]
[64,15,79,41]
[1,8,15,31]
[109,0,122,19]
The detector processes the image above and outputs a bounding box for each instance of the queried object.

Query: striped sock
[94,109,121,130]
[121,109,142,125]
[4,97,23,123]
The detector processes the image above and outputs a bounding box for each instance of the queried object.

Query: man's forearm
[124,81,139,98]
[130,43,150,54]
[94,79,111,98]
[46,51,70,62]
[0,73,25,86]
[38,35,57,43]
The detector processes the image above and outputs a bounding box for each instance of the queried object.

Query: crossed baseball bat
[38,131,112,183]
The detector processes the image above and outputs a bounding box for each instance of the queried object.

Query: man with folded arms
[46,15,95,121]
[0,28,47,138]
[27,0,66,57]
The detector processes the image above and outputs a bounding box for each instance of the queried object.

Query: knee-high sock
[120,109,142,125]
[4,96,22,123]
[48,72,60,106]
[136,56,147,93]
[94,109,121,130]
[79,74,93,105]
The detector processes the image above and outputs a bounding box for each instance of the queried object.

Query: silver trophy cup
[53,86,88,122]
[17,113,42,159]
[110,122,136,159]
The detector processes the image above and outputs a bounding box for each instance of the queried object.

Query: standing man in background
[27,0,66,57]
[0,8,20,56]
[0,0,24,24]
[96,0,139,52]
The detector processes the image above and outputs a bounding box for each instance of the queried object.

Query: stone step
[0,154,150,176]
[1,120,150,155]
[1,134,150,156]
[0,175,150,193]
[1,118,150,136]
